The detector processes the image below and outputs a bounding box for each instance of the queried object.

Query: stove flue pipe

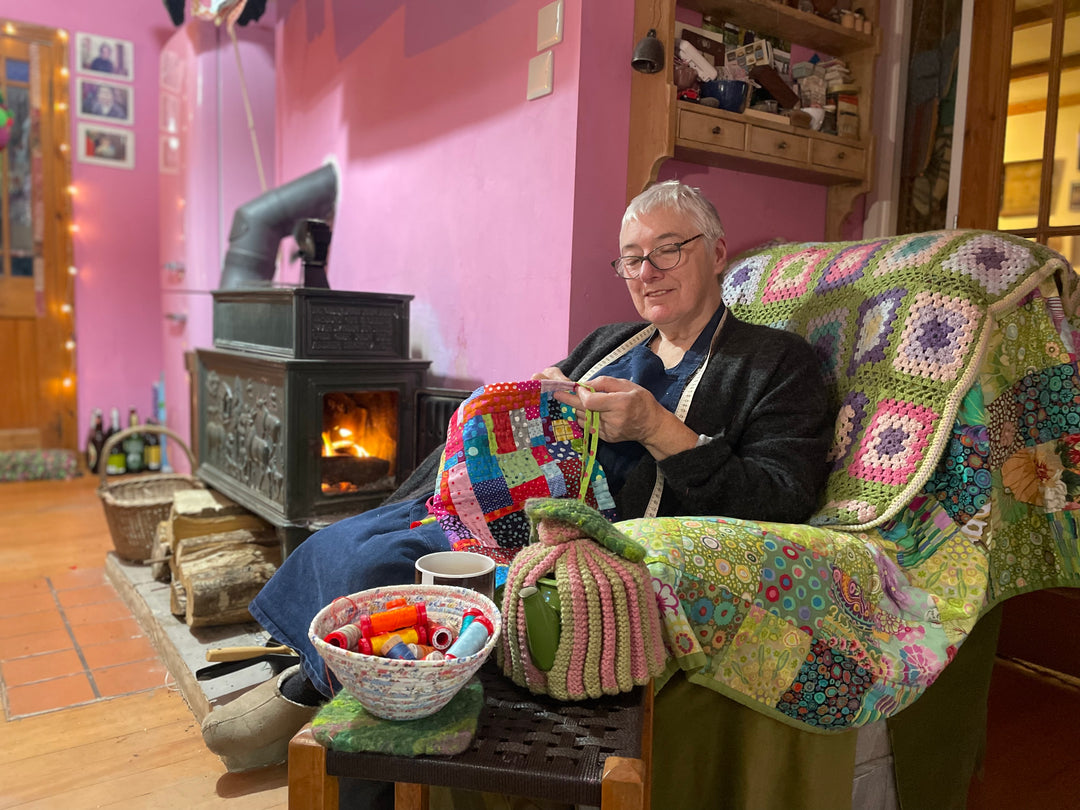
[219,162,339,289]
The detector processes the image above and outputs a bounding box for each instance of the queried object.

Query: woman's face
[618,207,726,331]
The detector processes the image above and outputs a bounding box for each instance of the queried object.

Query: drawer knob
[837,150,847,159]
[777,141,788,150]
[712,126,722,135]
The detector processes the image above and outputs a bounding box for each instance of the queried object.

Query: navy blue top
[593,304,724,495]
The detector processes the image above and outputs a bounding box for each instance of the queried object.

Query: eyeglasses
[611,234,704,279]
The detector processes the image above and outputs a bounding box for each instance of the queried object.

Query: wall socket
[537,0,563,50]
[527,51,554,100]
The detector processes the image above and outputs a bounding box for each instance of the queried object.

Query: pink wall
[274,0,644,388]
[0,1,168,442]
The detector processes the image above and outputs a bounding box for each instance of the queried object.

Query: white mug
[414,551,496,601]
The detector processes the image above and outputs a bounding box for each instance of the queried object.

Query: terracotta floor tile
[57,583,119,608]
[0,577,50,600]
[0,590,57,617]
[92,659,168,698]
[69,617,143,648]
[1,648,85,686]
[4,672,95,717]
[0,628,74,660]
[0,610,64,639]
[49,566,106,591]
[81,636,158,669]
[62,599,131,626]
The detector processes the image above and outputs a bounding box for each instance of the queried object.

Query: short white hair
[622,180,725,242]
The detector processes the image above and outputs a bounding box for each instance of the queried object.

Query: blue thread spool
[444,615,493,660]
[460,607,483,635]
[379,634,416,660]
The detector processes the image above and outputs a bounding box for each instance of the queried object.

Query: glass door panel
[1049,14,1080,226]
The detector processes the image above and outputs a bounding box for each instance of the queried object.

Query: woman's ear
[712,237,728,277]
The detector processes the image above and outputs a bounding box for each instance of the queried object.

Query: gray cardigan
[391,313,831,525]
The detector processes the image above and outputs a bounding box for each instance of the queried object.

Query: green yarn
[524,498,645,562]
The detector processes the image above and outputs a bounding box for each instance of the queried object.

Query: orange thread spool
[358,603,428,638]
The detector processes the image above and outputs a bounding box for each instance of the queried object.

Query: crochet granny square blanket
[604,231,1080,732]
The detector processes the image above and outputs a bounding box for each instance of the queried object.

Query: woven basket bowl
[310,584,501,721]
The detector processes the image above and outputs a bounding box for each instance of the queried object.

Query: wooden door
[958,0,1080,256]
[0,21,74,451]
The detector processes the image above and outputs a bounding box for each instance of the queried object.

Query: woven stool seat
[289,662,652,810]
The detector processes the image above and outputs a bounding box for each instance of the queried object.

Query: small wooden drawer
[678,109,746,151]
[747,127,809,162]
[810,140,866,173]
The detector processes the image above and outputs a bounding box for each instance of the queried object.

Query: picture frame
[76,32,134,81]
[675,22,726,67]
[76,77,133,125]
[1071,182,1080,212]
[77,122,135,169]
[159,133,180,174]
[160,49,183,94]
[1000,160,1043,217]
[160,92,179,134]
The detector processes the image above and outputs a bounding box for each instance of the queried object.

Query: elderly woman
[202,180,832,778]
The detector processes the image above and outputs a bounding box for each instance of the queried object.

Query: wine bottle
[85,409,105,474]
[105,408,126,475]
[143,418,162,472]
[124,408,145,474]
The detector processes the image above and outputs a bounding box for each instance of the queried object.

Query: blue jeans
[248,495,451,696]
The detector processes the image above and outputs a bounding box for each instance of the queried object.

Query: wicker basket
[97,425,204,562]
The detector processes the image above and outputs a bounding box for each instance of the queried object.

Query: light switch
[527,51,554,100]
[537,0,563,50]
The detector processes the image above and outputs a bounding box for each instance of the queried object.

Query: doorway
[0,20,75,451]
[958,0,1080,254]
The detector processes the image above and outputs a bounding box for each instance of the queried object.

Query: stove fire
[321,391,398,495]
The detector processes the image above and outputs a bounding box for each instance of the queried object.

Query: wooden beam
[1011,51,1080,80]
[1010,92,1080,115]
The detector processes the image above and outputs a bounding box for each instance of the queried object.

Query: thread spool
[324,622,364,650]
[359,603,428,638]
[428,624,454,651]
[408,643,436,658]
[444,615,493,660]
[379,634,416,660]
[460,607,483,634]
[357,624,429,656]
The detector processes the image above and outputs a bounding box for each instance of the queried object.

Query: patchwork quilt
[612,231,1080,732]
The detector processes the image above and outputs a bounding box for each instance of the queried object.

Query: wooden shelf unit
[628,0,881,239]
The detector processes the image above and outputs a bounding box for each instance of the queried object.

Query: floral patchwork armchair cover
[611,230,1080,734]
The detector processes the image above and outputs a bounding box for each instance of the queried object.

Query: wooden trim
[1011,51,1080,80]
[1009,92,1080,115]
[626,0,676,201]
[287,725,340,810]
[957,0,1013,229]
[1036,0,1066,234]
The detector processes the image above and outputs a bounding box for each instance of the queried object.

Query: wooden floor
[0,477,287,809]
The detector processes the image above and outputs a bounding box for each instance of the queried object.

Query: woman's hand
[532,367,575,383]
[555,376,699,459]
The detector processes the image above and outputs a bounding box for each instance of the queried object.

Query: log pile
[156,488,282,627]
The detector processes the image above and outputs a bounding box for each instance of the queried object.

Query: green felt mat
[312,678,483,756]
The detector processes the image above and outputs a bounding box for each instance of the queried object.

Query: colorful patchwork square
[873,231,954,277]
[542,460,568,497]
[462,443,500,481]
[590,474,616,511]
[761,248,831,305]
[815,240,886,294]
[848,288,906,376]
[497,448,543,488]
[1013,363,1080,446]
[942,233,1037,295]
[713,605,811,704]
[892,291,982,382]
[548,440,578,462]
[828,391,870,472]
[486,511,531,549]
[472,477,514,513]
[490,411,517,453]
[776,639,872,728]
[805,308,850,386]
[848,400,937,486]
[509,477,552,505]
[722,253,771,306]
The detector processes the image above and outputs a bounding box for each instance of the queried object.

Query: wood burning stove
[195,288,430,553]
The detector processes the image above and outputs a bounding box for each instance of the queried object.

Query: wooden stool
[288,663,653,810]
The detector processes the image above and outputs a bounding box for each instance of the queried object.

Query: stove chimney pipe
[219,163,339,290]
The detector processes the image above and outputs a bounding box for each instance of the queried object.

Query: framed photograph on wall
[77,122,135,169]
[160,134,180,174]
[1000,160,1043,217]
[76,32,134,81]
[160,93,179,134]
[76,77,133,125]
